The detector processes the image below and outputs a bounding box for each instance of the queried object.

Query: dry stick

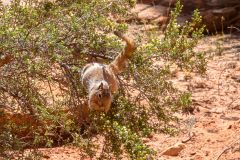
[215,136,240,160]
[47,79,55,106]
[182,132,195,143]
[227,96,240,109]
[217,66,227,96]
[86,52,113,60]
[227,26,240,32]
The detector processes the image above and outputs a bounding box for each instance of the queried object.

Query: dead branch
[0,86,36,115]
[37,73,69,88]
[217,66,227,96]
[215,135,240,160]
[228,26,240,32]
[87,52,113,60]
[227,96,240,109]
[67,42,114,61]
[0,103,89,142]
[182,132,195,143]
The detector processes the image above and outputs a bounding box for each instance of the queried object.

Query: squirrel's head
[88,81,112,112]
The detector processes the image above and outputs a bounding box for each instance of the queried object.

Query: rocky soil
[1,1,240,160]
[147,34,240,160]
[33,31,240,160]
[128,1,240,32]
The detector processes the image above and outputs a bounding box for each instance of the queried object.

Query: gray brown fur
[81,32,136,112]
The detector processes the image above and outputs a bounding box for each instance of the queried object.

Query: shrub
[0,0,205,159]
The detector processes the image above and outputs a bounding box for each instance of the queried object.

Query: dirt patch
[34,34,240,160]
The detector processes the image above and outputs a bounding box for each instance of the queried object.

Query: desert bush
[0,0,205,159]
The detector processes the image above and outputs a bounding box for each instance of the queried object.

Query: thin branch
[182,132,195,143]
[227,26,240,32]
[227,96,240,109]
[47,79,55,106]
[0,86,36,116]
[87,52,114,60]
[59,62,82,103]
[37,73,68,88]
[217,66,227,96]
[215,135,240,160]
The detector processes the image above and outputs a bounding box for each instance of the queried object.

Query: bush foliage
[0,0,205,159]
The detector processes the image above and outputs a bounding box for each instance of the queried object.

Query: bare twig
[37,73,68,87]
[217,66,227,96]
[47,79,55,106]
[182,132,195,143]
[87,52,113,60]
[215,135,240,160]
[227,96,240,109]
[227,26,240,32]
[0,86,36,116]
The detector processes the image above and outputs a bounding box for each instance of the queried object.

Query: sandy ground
[0,1,239,159]
[150,35,240,160]
[1,0,10,5]
[33,34,240,160]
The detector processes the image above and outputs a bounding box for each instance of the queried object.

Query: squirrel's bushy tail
[109,31,136,74]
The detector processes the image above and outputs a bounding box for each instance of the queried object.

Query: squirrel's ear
[98,82,103,90]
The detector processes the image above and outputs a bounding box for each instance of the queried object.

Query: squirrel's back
[81,63,119,93]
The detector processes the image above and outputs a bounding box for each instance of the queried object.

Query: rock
[137,5,169,22]
[138,0,158,4]
[212,7,237,19]
[207,0,239,8]
[194,154,204,160]
[207,128,219,133]
[191,0,206,9]
[182,0,206,12]
[201,10,222,32]
[161,142,186,156]
[226,62,237,69]
[190,151,196,155]
[201,7,237,32]
[220,115,240,121]
[131,4,152,14]
[177,14,192,26]
[231,75,240,82]
[205,151,210,156]
[147,133,154,138]
[209,107,225,114]
[158,0,206,12]
[142,138,150,143]
[196,107,200,112]
[43,155,50,159]
[1,0,11,5]
[233,104,240,110]
[160,0,177,7]
[138,0,151,4]
[152,16,169,24]
[122,4,152,23]
[139,24,159,31]
[136,0,240,32]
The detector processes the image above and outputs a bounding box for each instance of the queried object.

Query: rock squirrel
[81,31,136,112]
